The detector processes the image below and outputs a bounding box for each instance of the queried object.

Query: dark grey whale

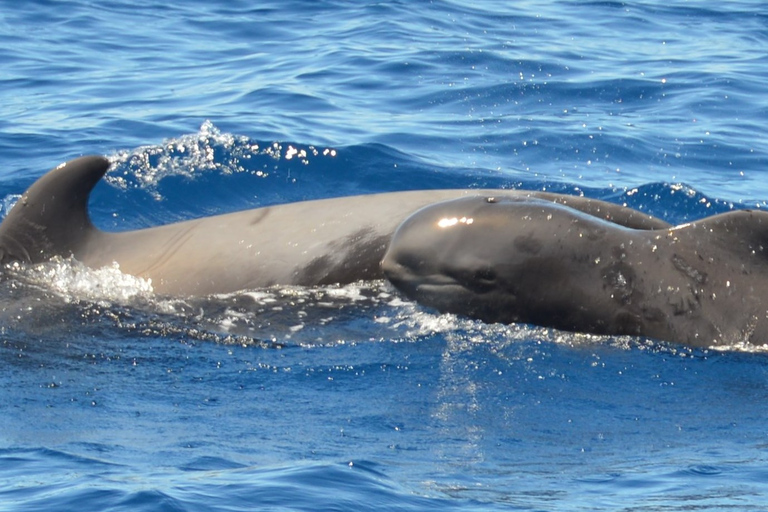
[0,156,667,298]
[382,194,768,347]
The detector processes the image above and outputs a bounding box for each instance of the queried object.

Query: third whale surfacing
[382,195,768,347]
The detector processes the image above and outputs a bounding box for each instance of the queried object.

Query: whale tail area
[0,155,110,264]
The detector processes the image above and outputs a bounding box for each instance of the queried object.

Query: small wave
[0,449,461,512]
[682,464,728,476]
[605,181,739,224]
[104,120,338,199]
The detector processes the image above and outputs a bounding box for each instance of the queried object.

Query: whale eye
[460,266,497,294]
[443,264,497,293]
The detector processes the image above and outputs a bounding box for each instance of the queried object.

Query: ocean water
[2,1,768,510]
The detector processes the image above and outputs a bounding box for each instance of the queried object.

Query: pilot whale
[382,194,768,347]
[0,156,668,297]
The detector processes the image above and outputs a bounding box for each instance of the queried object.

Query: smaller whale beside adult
[382,194,768,347]
[2,155,762,348]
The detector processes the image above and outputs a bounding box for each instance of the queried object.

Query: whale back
[0,156,109,264]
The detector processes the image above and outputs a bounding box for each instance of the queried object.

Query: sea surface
[2,1,768,510]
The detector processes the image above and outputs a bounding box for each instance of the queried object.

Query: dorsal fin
[0,156,110,264]
[686,209,768,258]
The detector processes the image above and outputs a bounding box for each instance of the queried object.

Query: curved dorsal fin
[0,156,110,263]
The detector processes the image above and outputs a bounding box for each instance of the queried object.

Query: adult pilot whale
[382,194,768,347]
[0,156,669,297]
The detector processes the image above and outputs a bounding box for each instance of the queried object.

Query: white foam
[0,194,21,220]
[710,342,768,353]
[10,255,761,353]
[8,257,154,306]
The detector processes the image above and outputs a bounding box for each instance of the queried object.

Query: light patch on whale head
[437,216,474,228]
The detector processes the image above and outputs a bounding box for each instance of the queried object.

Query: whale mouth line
[385,272,469,301]
[415,281,467,296]
[388,269,501,300]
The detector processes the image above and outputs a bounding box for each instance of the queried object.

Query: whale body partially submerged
[0,156,666,297]
[382,194,768,347]
[7,155,762,347]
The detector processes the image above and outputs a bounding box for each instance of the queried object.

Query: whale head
[382,195,638,331]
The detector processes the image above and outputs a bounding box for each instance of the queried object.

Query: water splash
[104,120,338,198]
[6,257,155,306]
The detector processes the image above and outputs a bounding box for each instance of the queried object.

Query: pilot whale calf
[0,156,669,297]
[382,195,768,347]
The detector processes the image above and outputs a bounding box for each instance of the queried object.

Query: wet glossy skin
[382,195,768,347]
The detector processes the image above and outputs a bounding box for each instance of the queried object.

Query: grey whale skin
[382,195,768,347]
[0,155,666,298]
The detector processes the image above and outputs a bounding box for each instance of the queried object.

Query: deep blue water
[3,1,768,510]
